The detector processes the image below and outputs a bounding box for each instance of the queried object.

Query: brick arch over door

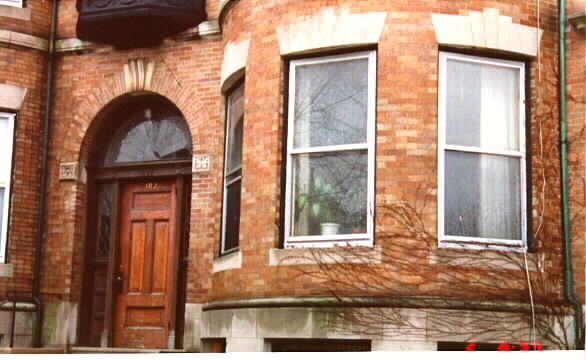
[43,66,205,309]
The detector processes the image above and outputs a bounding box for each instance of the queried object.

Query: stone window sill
[212,250,242,273]
[0,5,31,21]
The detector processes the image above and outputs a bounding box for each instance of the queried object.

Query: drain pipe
[559,0,585,350]
[32,0,58,348]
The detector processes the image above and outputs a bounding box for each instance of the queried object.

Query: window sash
[284,51,376,248]
[0,0,22,8]
[0,113,15,263]
[221,83,244,254]
[437,52,527,251]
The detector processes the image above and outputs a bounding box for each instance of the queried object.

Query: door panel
[113,181,177,349]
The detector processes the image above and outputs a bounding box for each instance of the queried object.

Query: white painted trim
[0,0,22,8]
[444,145,523,158]
[431,8,543,57]
[437,52,526,251]
[0,112,15,263]
[284,51,376,248]
[290,143,368,155]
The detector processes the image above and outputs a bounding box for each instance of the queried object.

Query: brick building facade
[0,0,583,352]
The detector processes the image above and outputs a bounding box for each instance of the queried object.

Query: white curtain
[478,64,521,240]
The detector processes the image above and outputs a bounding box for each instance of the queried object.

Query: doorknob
[114,272,124,291]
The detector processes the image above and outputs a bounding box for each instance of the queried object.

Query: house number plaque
[192,154,211,173]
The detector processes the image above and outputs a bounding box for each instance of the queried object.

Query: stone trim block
[0,29,47,51]
[0,263,13,277]
[212,250,242,273]
[124,58,156,93]
[192,154,212,174]
[269,246,382,266]
[220,39,250,91]
[0,83,27,111]
[59,162,79,181]
[0,4,31,21]
[277,8,387,55]
[372,340,437,351]
[431,8,543,57]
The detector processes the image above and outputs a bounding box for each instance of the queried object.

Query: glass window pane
[96,184,112,257]
[226,84,244,172]
[105,102,192,165]
[292,151,367,236]
[294,58,368,148]
[444,151,521,240]
[446,59,520,151]
[0,118,9,182]
[224,179,241,251]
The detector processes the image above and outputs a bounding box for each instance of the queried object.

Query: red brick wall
[38,0,568,310]
[205,0,564,302]
[0,0,51,37]
[0,2,48,299]
[42,39,224,302]
[567,0,585,303]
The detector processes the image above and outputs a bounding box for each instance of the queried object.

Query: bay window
[284,51,376,248]
[221,82,244,254]
[0,112,15,262]
[438,52,527,250]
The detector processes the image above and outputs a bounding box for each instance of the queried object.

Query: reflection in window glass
[285,52,375,247]
[96,184,112,257]
[293,152,367,236]
[104,100,192,165]
[294,59,368,149]
[221,83,244,253]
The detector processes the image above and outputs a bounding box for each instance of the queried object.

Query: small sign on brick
[59,162,79,181]
[192,154,211,173]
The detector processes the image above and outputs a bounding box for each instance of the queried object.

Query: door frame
[78,160,192,348]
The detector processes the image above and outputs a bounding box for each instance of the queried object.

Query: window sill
[432,248,540,271]
[438,239,526,253]
[269,246,381,266]
[0,263,13,277]
[0,5,30,21]
[212,250,242,273]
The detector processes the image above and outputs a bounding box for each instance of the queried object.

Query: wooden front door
[113,180,178,348]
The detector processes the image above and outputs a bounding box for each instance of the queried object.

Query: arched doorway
[78,94,192,349]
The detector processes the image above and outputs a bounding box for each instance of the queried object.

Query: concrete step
[0,347,67,354]
[70,346,186,354]
[0,346,187,354]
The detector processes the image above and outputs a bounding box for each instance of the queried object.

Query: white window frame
[221,82,244,254]
[284,51,377,248]
[0,0,23,8]
[437,52,527,251]
[0,112,15,263]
